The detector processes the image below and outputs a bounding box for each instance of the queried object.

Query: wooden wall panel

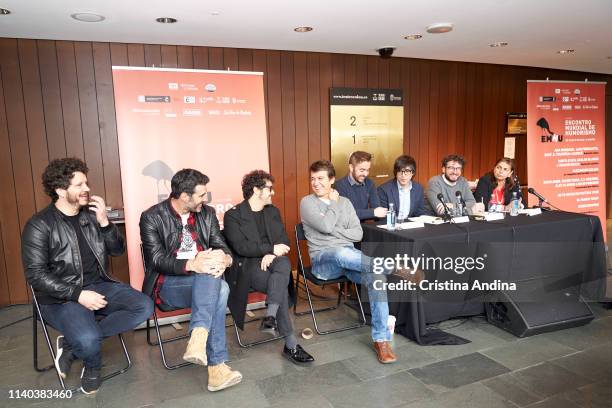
[56,41,85,159]
[17,39,49,210]
[1,38,611,305]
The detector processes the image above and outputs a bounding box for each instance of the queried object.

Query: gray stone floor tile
[524,395,582,408]
[200,379,269,408]
[540,316,612,351]
[549,343,612,382]
[420,320,518,361]
[256,360,360,404]
[561,380,612,408]
[480,335,578,370]
[509,362,593,399]
[399,382,515,408]
[343,342,437,381]
[408,352,510,391]
[482,373,543,407]
[323,370,434,408]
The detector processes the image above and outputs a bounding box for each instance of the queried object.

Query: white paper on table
[408,215,445,225]
[483,212,505,221]
[518,208,542,216]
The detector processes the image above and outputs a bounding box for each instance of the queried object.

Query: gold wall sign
[330,88,404,185]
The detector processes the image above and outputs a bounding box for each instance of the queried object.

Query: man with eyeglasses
[140,168,242,392]
[223,170,315,364]
[377,155,428,220]
[426,154,485,216]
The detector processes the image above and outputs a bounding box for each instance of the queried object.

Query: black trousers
[250,256,293,337]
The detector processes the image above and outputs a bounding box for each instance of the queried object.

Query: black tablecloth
[361,211,607,344]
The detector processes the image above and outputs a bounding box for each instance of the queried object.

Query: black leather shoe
[283,344,315,365]
[260,316,278,335]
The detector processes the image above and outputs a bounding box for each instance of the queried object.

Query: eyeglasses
[445,166,462,172]
[262,185,274,192]
[399,169,414,176]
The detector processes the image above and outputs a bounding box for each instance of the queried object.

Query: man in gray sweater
[426,154,485,216]
[300,160,397,364]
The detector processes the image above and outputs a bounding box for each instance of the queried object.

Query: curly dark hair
[309,160,335,179]
[42,158,89,202]
[241,170,275,200]
[170,169,210,199]
[441,154,466,168]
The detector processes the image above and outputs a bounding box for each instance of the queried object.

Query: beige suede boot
[183,327,208,365]
[207,363,243,391]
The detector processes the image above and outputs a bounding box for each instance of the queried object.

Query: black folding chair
[31,286,131,391]
[232,290,285,348]
[294,223,366,335]
[141,245,193,370]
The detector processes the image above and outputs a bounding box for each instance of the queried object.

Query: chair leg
[32,305,54,373]
[101,334,132,382]
[152,311,192,370]
[300,279,366,335]
[32,300,69,390]
[294,277,341,317]
[233,316,285,348]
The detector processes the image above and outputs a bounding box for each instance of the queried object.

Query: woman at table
[473,157,522,212]
[377,155,428,220]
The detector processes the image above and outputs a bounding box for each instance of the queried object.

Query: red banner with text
[112,67,269,290]
[527,80,606,239]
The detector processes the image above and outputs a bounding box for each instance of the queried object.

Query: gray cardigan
[299,194,362,256]
[426,175,476,214]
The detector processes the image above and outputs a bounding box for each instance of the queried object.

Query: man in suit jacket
[377,155,428,219]
[223,170,314,364]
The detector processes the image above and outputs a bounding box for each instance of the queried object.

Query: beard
[66,191,89,208]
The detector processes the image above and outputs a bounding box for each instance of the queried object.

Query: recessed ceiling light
[71,12,105,22]
[489,42,508,48]
[426,23,453,34]
[557,49,575,54]
[156,17,177,23]
[0,8,10,15]
[404,34,423,40]
[294,26,313,33]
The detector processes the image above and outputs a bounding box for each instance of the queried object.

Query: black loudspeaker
[485,278,595,338]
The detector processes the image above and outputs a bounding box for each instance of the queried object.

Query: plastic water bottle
[387,203,396,230]
[456,195,464,217]
[510,192,519,216]
[488,193,497,213]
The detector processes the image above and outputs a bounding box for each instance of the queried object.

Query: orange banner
[527,81,606,238]
[112,67,269,290]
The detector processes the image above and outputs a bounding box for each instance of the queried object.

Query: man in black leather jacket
[21,158,153,394]
[139,168,242,392]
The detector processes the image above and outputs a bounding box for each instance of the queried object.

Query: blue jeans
[159,273,229,366]
[311,245,391,342]
[39,281,154,369]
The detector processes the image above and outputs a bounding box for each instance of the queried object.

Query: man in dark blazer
[223,170,314,364]
[377,155,428,219]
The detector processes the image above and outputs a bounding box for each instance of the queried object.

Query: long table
[361,211,607,344]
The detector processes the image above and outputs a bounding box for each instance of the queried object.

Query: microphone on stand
[437,193,453,221]
[527,188,549,209]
